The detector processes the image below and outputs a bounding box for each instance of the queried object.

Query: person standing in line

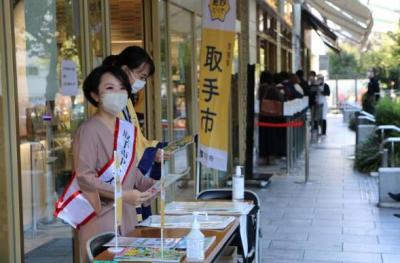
[296,69,309,97]
[289,73,304,96]
[317,74,330,136]
[308,71,320,134]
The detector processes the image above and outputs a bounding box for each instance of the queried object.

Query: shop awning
[305,0,373,46]
[302,8,340,53]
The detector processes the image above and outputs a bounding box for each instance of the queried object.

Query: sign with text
[198,0,236,171]
[61,60,78,96]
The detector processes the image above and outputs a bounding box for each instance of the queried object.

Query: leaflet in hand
[163,134,195,154]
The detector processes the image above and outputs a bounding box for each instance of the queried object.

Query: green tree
[328,49,360,78]
[328,26,400,89]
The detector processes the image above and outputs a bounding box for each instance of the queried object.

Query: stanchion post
[286,117,290,174]
[304,115,310,183]
[335,76,339,111]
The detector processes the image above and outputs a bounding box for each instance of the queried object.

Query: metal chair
[197,189,262,263]
[86,231,115,262]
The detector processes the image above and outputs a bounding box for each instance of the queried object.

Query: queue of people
[258,69,330,165]
[54,46,168,263]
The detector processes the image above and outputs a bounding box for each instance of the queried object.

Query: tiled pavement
[252,114,400,263]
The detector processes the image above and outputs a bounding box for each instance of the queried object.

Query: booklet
[139,215,236,230]
[163,134,195,154]
[113,247,184,262]
[104,237,182,249]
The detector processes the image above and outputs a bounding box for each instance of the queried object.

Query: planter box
[342,109,358,124]
[378,167,400,208]
[356,124,375,146]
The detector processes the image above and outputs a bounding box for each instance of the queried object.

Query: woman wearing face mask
[54,66,156,263]
[103,46,168,220]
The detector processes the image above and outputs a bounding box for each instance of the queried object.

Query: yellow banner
[198,0,236,171]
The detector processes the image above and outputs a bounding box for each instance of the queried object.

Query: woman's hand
[154,148,171,162]
[122,189,153,206]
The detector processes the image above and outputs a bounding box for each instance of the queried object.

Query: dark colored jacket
[260,83,284,102]
[367,77,380,96]
[323,83,330,96]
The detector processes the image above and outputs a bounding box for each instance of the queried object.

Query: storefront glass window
[89,0,104,67]
[0,31,10,263]
[258,8,264,32]
[110,0,147,131]
[266,0,278,10]
[110,0,144,53]
[160,0,169,142]
[284,0,293,26]
[14,0,85,261]
[195,15,202,78]
[169,4,192,174]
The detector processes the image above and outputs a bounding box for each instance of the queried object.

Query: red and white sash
[54,118,137,229]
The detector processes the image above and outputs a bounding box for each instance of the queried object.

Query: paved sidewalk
[252,114,400,263]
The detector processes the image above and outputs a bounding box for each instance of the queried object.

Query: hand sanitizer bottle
[186,212,205,262]
[233,165,244,201]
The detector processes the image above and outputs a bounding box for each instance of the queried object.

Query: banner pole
[108,150,123,253]
[160,149,165,258]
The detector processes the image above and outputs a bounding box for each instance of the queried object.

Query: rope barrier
[256,121,304,128]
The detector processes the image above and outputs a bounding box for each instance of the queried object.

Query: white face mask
[131,79,146,94]
[100,92,128,116]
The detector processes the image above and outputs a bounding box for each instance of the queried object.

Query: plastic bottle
[232,165,244,200]
[186,212,205,261]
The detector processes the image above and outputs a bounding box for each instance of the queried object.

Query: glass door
[0,9,12,261]
[12,0,103,261]
[167,4,196,199]
[89,0,106,68]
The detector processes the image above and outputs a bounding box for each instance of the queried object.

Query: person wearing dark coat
[296,70,309,97]
[367,69,380,101]
[258,71,285,164]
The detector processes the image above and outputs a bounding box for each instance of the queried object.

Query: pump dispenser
[233,165,244,200]
[186,212,205,261]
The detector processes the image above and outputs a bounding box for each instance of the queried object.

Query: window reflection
[169,4,192,177]
[160,0,169,142]
[14,0,89,261]
[0,26,11,263]
[110,0,144,53]
[89,0,104,67]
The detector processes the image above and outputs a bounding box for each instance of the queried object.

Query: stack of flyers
[104,237,182,249]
